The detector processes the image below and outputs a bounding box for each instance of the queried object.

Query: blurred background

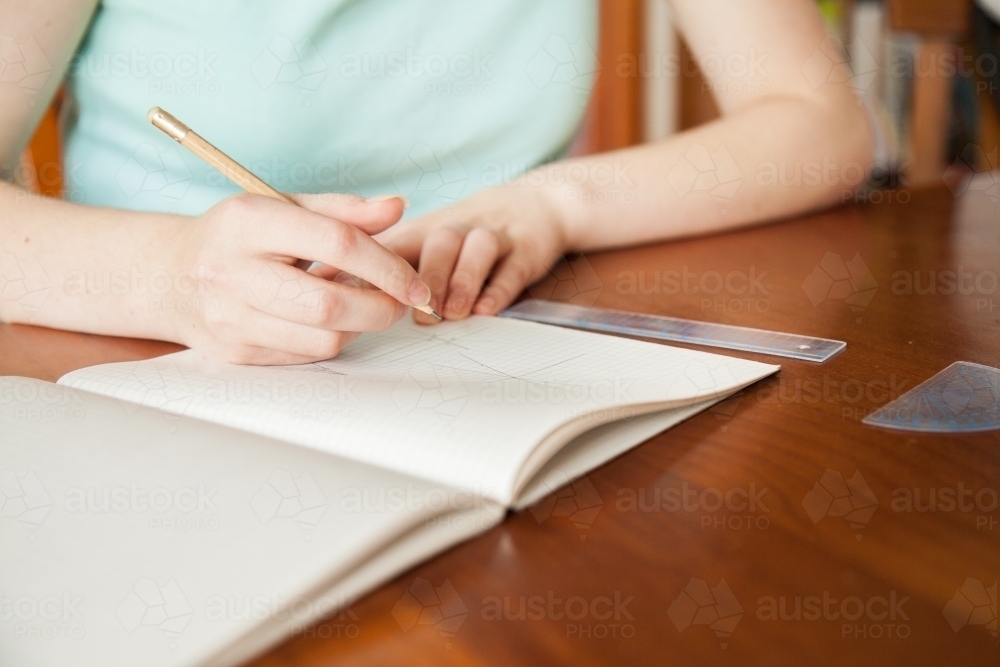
[15,0,1000,200]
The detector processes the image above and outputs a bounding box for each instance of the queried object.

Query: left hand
[377,184,569,324]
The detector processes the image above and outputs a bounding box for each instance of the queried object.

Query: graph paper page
[59,316,778,503]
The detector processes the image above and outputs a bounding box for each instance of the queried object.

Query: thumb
[292,192,409,235]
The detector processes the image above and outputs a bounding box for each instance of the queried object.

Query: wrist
[513,179,573,255]
[145,214,201,346]
[521,162,593,253]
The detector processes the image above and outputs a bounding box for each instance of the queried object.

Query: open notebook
[1,315,778,667]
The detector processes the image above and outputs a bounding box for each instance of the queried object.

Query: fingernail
[368,194,411,209]
[409,280,432,306]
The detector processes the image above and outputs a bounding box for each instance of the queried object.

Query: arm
[382,0,874,321]
[0,0,95,179]
[1,2,432,365]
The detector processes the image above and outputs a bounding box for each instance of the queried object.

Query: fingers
[309,263,343,281]
[474,252,536,316]
[376,206,460,266]
[409,226,509,323]
[230,195,431,309]
[293,192,408,235]
[377,220,426,266]
[249,261,406,332]
[306,265,360,286]
[215,344,319,366]
[413,226,466,324]
[443,228,506,320]
[196,302,362,364]
[234,309,362,360]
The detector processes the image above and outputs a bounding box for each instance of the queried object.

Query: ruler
[500,300,846,363]
[863,361,1000,433]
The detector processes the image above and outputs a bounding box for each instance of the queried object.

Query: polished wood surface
[2,186,997,665]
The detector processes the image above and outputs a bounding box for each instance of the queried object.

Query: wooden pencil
[147,107,440,319]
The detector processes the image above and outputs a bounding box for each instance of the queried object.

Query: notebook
[1,315,778,667]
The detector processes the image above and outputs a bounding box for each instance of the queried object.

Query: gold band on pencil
[147,107,295,205]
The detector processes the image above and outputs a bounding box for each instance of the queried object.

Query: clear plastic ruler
[863,361,1000,433]
[500,300,846,363]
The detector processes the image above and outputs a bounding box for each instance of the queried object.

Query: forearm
[0,181,191,341]
[538,94,873,252]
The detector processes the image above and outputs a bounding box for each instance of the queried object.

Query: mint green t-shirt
[64,0,598,218]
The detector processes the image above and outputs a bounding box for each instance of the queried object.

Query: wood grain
[2,186,997,666]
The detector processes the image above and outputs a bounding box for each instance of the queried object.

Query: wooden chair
[21,92,63,197]
[884,0,990,185]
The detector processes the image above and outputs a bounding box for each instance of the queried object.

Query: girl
[0,0,872,364]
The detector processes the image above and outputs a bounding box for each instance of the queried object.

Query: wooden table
[2,185,997,666]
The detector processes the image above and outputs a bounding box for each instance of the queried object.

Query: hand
[167,193,432,365]
[378,185,568,324]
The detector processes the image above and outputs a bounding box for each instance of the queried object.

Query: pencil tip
[413,304,443,320]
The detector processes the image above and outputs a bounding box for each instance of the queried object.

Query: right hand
[167,192,431,365]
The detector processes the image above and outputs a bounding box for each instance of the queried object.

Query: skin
[1,0,873,363]
[0,0,429,365]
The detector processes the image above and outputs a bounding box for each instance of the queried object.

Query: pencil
[147,106,441,320]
